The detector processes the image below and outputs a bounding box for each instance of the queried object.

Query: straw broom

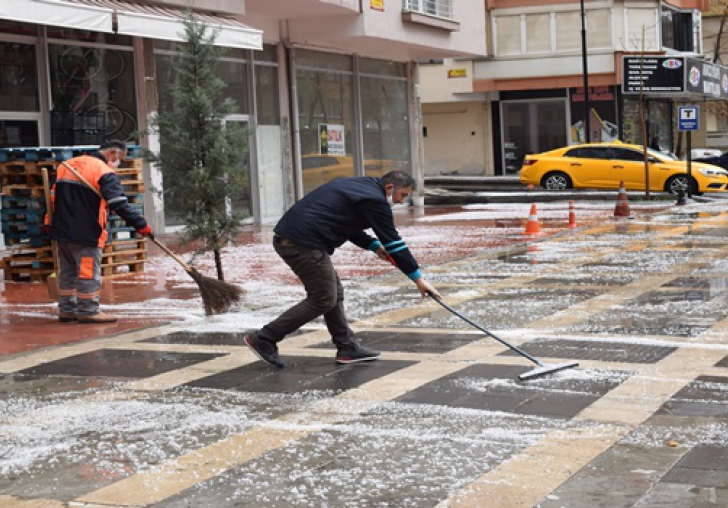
[60,161,242,315]
[147,235,242,315]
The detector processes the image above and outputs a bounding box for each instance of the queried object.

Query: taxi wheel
[541,172,572,190]
[665,175,698,195]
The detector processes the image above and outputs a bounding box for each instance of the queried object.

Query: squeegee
[428,293,579,380]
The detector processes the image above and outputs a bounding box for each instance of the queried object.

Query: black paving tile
[18,350,223,379]
[140,329,311,346]
[675,445,728,471]
[685,227,728,237]
[661,468,728,488]
[394,364,625,419]
[716,356,728,368]
[499,338,675,363]
[656,376,728,418]
[662,277,728,290]
[532,276,635,286]
[184,356,416,394]
[308,331,485,354]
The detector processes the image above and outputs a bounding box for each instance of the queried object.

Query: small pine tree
[146,13,247,281]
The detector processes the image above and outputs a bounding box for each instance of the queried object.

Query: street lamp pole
[581,0,591,143]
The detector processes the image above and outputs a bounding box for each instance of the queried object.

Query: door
[223,117,252,221]
[562,146,613,187]
[611,147,649,190]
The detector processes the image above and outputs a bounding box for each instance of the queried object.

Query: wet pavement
[1,198,728,507]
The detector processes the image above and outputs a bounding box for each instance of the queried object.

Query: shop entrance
[501,99,568,174]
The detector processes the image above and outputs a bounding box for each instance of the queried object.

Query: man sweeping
[245,171,441,368]
[49,140,152,323]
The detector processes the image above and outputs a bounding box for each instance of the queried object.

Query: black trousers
[257,237,356,348]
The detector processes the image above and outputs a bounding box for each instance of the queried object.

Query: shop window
[48,44,137,144]
[255,64,279,125]
[0,41,39,112]
[296,62,356,194]
[502,100,567,173]
[361,76,411,177]
[154,46,253,227]
[0,119,39,148]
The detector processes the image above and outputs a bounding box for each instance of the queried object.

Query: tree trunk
[214,247,225,281]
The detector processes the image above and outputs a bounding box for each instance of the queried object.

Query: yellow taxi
[301,155,401,193]
[519,142,728,194]
[302,155,355,194]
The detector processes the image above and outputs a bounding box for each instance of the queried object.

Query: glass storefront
[295,50,412,194]
[48,43,137,144]
[501,99,567,173]
[154,43,254,226]
[620,98,672,151]
[360,58,410,177]
[296,49,356,194]
[0,39,40,146]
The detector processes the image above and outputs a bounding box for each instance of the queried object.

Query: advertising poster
[318,123,346,156]
[569,86,619,144]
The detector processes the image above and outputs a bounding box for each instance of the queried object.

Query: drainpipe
[288,45,304,202]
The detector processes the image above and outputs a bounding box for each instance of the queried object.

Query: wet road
[1,198,728,507]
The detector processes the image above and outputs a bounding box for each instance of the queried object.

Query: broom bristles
[189,268,243,316]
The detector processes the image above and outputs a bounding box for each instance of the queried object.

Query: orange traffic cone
[614,181,631,218]
[523,203,541,234]
[568,200,576,229]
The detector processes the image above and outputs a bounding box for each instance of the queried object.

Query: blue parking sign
[678,106,699,131]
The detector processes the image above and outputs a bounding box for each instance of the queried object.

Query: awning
[0,0,114,33]
[0,0,262,50]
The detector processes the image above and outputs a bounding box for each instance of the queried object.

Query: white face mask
[386,194,395,207]
[108,159,120,169]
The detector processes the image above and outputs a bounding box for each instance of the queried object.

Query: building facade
[421,0,716,177]
[0,0,487,242]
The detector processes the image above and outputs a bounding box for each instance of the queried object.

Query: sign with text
[678,106,699,132]
[685,57,726,98]
[622,56,685,94]
[318,123,346,155]
[447,68,467,78]
[370,0,384,11]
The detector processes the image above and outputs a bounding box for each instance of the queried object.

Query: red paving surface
[0,203,667,358]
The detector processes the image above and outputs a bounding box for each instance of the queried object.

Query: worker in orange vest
[49,140,152,323]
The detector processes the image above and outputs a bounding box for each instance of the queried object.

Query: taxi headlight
[698,167,725,177]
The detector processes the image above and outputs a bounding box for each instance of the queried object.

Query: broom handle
[60,161,194,276]
[147,235,194,275]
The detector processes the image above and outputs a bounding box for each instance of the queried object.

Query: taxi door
[610,147,651,190]
[563,146,614,188]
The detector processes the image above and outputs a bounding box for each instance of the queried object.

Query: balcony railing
[403,0,454,20]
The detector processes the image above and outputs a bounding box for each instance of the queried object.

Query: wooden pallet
[119,158,143,170]
[1,209,45,223]
[1,185,45,198]
[101,259,146,277]
[0,195,45,210]
[1,263,53,282]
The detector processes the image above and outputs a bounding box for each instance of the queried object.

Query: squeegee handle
[427,292,544,367]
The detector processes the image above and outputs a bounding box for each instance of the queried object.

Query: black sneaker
[244,334,285,368]
[335,345,380,364]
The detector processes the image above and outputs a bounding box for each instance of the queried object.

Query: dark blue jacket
[274,177,422,280]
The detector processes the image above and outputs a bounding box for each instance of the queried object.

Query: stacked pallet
[0,145,146,281]
[103,153,147,278]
